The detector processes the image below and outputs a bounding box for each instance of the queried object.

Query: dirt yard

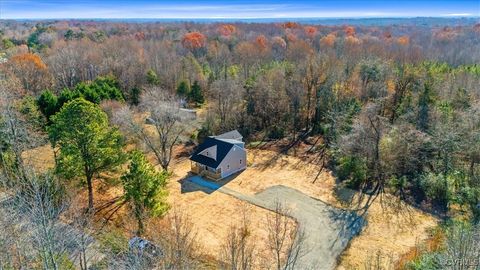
[166,158,286,265]
[22,144,438,269]
[185,148,438,269]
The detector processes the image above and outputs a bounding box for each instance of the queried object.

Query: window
[227,164,230,169]
[240,159,242,164]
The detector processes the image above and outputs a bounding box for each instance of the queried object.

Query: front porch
[191,162,222,180]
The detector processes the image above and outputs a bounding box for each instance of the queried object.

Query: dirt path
[186,176,365,270]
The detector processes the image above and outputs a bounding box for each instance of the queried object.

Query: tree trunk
[87,174,94,211]
[137,217,144,236]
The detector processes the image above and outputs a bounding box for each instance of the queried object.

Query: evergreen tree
[189,80,204,104]
[121,150,169,235]
[417,80,433,132]
[49,98,125,210]
[176,80,190,97]
[146,69,160,85]
[37,90,59,120]
[130,87,141,106]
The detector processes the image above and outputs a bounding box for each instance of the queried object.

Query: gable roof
[190,137,235,169]
[213,130,243,141]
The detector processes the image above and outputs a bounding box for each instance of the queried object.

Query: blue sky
[1,0,479,19]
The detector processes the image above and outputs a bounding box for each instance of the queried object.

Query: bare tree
[113,88,194,171]
[338,103,391,214]
[440,223,480,270]
[265,201,307,270]
[220,207,256,270]
[362,251,394,270]
[210,79,244,132]
[0,170,79,270]
[0,81,27,183]
[155,207,200,270]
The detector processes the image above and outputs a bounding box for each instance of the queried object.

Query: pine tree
[121,150,169,235]
[189,80,204,104]
[176,80,190,97]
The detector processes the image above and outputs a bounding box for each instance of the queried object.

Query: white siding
[198,145,217,160]
[218,145,247,178]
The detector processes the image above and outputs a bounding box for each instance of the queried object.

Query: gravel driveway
[186,176,365,270]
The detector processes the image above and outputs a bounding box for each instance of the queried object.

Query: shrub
[337,156,368,189]
[98,228,129,255]
[37,90,58,120]
[420,173,451,211]
[20,95,46,128]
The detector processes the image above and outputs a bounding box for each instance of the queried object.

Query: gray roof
[212,130,243,141]
[190,137,235,169]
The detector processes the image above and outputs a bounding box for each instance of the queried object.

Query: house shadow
[178,170,243,195]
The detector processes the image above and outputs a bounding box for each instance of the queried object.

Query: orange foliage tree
[7,53,52,94]
[182,32,207,50]
[320,33,336,48]
[282,22,300,29]
[344,26,356,37]
[397,36,410,46]
[255,34,268,50]
[218,24,236,37]
[304,26,317,38]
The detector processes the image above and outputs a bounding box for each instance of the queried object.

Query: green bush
[20,95,46,128]
[267,126,285,139]
[406,252,441,270]
[146,69,160,85]
[37,90,58,120]
[337,156,367,189]
[98,228,129,255]
[420,173,451,211]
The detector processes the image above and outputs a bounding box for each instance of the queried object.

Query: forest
[0,17,479,269]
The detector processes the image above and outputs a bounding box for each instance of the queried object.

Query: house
[190,130,246,180]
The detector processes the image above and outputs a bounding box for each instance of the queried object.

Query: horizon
[1,0,479,20]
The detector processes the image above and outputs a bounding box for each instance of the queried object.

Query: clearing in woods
[22,145,437,268]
